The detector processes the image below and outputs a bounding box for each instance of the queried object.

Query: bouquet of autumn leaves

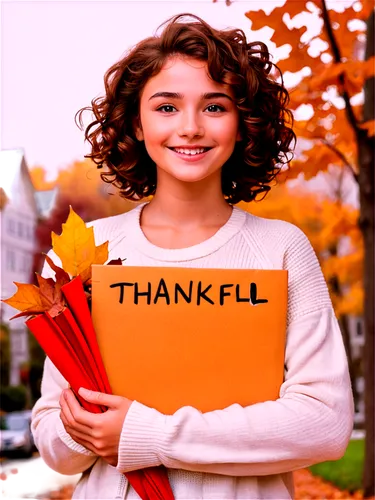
[2,208,174,500]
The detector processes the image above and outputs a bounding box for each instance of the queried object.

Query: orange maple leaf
[2,283,48,319]
[2,207,111,318]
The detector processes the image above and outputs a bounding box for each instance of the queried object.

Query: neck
[143,171,231,229]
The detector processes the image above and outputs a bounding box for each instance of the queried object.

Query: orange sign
[91,266,288,414]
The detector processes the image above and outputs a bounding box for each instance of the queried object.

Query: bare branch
[321,0,361,136]
[319,137,359,183]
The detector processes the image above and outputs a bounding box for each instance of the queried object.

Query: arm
[116,228,354,476]
[31,249,97,475]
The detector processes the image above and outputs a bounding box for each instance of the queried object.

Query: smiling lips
[169,148,211,162]
[167,146,212,160]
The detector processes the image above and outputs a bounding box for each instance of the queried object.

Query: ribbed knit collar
[127,202,247,262]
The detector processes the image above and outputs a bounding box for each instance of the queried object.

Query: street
[0,454,80,499]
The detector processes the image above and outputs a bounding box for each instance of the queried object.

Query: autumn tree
[30,159,135,278]
[243,0,374,495]
[240,178,364,412]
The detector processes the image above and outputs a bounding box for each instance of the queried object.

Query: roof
[0,148,56,216]
[34,188,58,218]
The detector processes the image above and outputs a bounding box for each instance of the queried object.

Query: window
[20,253,29,273]
[28,225,35,241]
[17,222,23,238]
[7,219,15,235]
[6,249,16,271]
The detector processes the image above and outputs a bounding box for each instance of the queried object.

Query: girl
[32,13,354,500]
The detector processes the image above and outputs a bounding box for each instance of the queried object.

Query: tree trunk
[359,9,375,498]
[338,315,360,413]
[327,262,360,413]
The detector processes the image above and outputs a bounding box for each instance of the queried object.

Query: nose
[177,110,204,138]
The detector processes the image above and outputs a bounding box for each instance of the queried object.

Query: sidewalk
[351,429,365,440]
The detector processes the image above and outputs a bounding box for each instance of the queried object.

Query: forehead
[141,56,232,98]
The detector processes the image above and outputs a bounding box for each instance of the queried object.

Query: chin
[161,164,219,183]
[170,172,216,184]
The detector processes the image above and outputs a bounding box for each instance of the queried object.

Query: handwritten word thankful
[109,279,269,306]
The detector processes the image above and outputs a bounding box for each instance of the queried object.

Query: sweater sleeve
[116,226,354,476]
[31,249,97,475]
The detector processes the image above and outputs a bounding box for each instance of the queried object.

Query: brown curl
[75,13,296,203]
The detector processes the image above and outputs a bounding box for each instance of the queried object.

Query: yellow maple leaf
[51,207,96,277]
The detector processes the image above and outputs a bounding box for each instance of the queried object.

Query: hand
[59,387,133,467]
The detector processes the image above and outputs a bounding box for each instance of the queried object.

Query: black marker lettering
[134,282,152,305]
[197,281,214,305]
[154,278,170,305]
[250,283,268,305]
[236,283,250,303]
[219,284,233,305]
[175,281,193,304]
[109,282,134,304]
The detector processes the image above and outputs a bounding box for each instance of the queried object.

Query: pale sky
[1,0,354,181]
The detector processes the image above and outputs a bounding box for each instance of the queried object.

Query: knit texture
[31,203,354,500]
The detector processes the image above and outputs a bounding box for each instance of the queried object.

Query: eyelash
[156,104,226,113]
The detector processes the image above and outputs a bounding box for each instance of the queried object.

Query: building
[0,149,56,385]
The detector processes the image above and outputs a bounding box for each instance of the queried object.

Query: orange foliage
[30,166,56,191]
[294,468,373,499]
[246,0,373,179]
[2,208,110,319]
[243,0,371,318]
[240,183,363,317]
[30,159,135,222]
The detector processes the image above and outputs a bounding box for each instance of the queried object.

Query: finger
[78,388,123,409]
[59,392,93,438]
[62,390,95,431]
[58,411,106,459]
[59,391,76,425]
[60,409,74,437]
[65,426,96,446]
[67,433,98,455]
[59,409,91,443]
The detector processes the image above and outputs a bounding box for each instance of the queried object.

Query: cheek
[214,120,240,145]
[143,121,172,148]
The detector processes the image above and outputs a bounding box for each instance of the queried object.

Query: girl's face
[135,56,241,187]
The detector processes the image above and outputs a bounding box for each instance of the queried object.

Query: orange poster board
[91,266,288,414]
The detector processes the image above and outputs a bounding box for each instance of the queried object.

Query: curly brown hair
[76,13,296,204]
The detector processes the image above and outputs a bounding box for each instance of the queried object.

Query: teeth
[173,148,206,155]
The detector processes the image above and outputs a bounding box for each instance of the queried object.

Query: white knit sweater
[31,203,354,500]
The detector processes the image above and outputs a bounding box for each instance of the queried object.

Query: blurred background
[1,0,374,498]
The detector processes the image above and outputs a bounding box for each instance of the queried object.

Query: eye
[206,104,226,113]
[156,104,177,113]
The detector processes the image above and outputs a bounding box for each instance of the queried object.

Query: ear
[133,117,144,141]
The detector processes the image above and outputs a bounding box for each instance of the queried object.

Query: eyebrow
[149,91,233,102]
